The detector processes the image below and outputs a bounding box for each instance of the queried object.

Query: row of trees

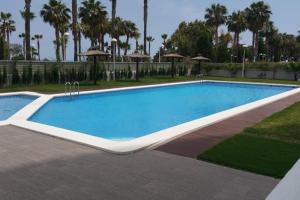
[160,1,300,63]
[1,0,152,62]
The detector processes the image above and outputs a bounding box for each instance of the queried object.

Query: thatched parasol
[127,51,150,81]
[79,50,110,84]
[192,55,210,75]
[163,53,184,78]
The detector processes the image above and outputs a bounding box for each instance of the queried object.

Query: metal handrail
[73,81,80,95]
[65,82,72,96]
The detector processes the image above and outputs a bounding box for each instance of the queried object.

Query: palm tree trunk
[143,0,148,55]
[148,41,151,56]
[117,39,121,58]
[255,31,259,62]
[236,32,240,61]
[72,0,78,61]
[101,34,105,51]
[78,30,82,61]
[111,0,117,56]
[61,32,65,61]
[6,31,10,59]
[233,32,237,49]
[37,39,40,61]
[124,35,129,55]
[25,0,31,60]
[55,27,60,61]
[252,32,256,62]
[23,38,26,57]
[214,26,219,45]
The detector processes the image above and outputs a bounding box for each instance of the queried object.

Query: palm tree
[245,1,272,62]
[110,0,117,37]
[25,0,32,60]
[138,44,144,54]
[18,33,26,56]
[123,20,138,56]
[72,0,78,61]
[133,30,140,51]
[143,0,148,54]
[227,11,247,49]
[114,17,126,57]
[41,0,71,61]
[110,0,117,57]
[79,0,107,47]
[20,10,35,60]
[261,21,276,60]
[31,34,43,60]
[146,36,154,56]
[0,12,16,59]
[161,34,168,46]
[205,3,227,46]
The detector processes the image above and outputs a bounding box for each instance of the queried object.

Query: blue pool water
[0,95,37,121]
[30,82,294,140]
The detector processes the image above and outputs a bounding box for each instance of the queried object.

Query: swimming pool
[29,82,294,141]
[0,95,37,121]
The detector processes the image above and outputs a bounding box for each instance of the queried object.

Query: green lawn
[199,102,300,178]
[0,76,198,94]
[0,75,299,94]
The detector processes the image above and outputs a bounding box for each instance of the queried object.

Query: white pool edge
[1,80,300,153]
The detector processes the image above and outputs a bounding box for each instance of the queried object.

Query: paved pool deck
[156,92,300,158]
[0,125,278,200]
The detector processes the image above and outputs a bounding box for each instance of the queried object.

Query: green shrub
[287,62,300,81]
[225,64,241,77]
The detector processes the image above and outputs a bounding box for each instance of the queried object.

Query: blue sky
[3,0,300,60]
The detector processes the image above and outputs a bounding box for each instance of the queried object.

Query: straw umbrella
[163,53,184,78]
[127,51,150,81]
[79,50,110,84]
[192,54,210,75]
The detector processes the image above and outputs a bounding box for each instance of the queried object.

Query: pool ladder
[65,82,80,97]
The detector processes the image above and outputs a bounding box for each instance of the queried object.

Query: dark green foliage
[226,63,241,77]
[33,70,42,84]
[12,65,20,85]
[0,36,9,60]
[171,20,213,58]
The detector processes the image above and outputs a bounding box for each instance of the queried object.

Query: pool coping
[1,80,300,154]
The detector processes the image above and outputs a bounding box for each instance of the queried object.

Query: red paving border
[156,92,300,158]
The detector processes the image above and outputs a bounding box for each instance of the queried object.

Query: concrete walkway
[0,125,278,200]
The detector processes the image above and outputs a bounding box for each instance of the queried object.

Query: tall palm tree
[133,29,140,51]
[227,11,247,49]
[123,20,139,56]
[245,1,271,62]
[114,17,126,57]
[31,34,43,60]
[25,0,32,60]
[146,36,154,56]
[110,0,117,37]
[0,13,13,42]
[260,21,276,60]
[110,0,117,57]
[161,34,168,46]
[0,13,15,59]
[41,0,71,61]
[143,0,148,54]
[205,3,227,46]
[79,0,107,47]
[5,20,16,51]
[18,33,26,56]
[72,0,78,61]
[20,10,35,60]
